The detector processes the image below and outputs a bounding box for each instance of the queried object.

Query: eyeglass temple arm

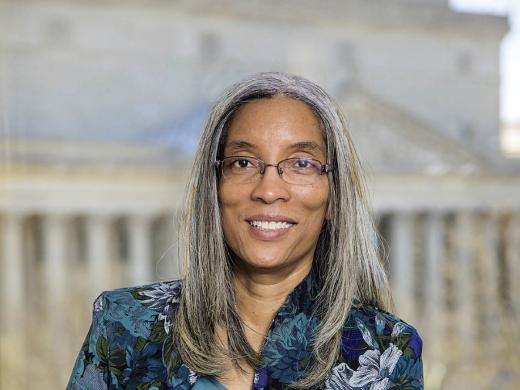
[321,164,333,174]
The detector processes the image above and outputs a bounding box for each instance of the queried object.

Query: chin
[244,256,285,270]
[238,250,304,273]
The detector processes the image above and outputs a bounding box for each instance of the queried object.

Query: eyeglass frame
[214,155,333,185]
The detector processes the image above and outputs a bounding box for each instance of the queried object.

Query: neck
[233,261,313,333]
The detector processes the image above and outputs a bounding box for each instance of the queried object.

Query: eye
[232,158,254,169]
[294,159,312,168]
[291,158,319,169]
[286,158,320,175]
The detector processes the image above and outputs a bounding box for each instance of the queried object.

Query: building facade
[1,0,519,388]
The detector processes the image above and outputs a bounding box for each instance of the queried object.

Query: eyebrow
[225,140,255,152]
[288,141,325,154]
[225,140,325,155]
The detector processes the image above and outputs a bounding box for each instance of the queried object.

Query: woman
[67,72,423,389]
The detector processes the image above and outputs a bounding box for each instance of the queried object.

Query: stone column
[153,213,180,280]
[389,212,414,322]
[42,214,68,304]
[0,213,28,390]
[454,211,476,359]
[505,212,520,351]
[41,213,69,377]
[423,212,444,359]
[478,212,500,357]
[85,215,112,299]
[128,215,153,285]
[0,213,25,328]
[169,212,181,279]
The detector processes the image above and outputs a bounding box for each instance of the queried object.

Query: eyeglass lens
[220,157,325,185]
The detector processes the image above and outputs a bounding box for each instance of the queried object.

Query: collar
[255,266,320,386]
[271,266,319,319]
[167,267,320,388]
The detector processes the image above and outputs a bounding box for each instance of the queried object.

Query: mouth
[245,215,297,237]
[247,220,295,230]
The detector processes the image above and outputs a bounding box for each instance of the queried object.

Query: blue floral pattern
[67,272,423,389]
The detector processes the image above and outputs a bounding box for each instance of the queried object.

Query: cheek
[218,183,242,212]
[299,183,329,216]
[218,184,244,237]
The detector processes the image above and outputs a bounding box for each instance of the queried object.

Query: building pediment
[338,86,492,176]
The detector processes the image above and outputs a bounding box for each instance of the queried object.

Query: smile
[248,220,295,230]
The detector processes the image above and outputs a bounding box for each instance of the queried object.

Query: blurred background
[1,0,519,388]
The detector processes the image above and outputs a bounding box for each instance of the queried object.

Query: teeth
[249,220,293,230]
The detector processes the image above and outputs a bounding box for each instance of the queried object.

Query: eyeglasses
[215,156,333,185]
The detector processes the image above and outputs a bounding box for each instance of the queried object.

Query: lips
[245,214,297,238]
[245,214,297,224]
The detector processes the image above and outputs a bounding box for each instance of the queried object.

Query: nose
[250,165,291,204]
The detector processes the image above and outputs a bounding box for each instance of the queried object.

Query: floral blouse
[67,270,423,389]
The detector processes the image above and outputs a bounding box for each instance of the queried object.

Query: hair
[169,71,393,388]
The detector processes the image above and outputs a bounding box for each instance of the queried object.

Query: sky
[450,0,520,124]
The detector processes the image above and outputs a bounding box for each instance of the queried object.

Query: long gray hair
[169,71,392,387]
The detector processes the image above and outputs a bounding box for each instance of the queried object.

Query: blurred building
[502,122,520,158]
[0,0,519,389]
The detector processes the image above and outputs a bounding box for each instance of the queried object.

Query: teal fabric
[67,270,423,389]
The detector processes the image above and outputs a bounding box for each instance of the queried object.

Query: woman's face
[218,95,330,274]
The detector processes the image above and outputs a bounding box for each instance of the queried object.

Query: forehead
[223,95,325,154]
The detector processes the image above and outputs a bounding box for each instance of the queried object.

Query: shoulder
[94,279,183,339]
[67,280,183,388]
[330,301,423,389]
[345,302,422,355]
